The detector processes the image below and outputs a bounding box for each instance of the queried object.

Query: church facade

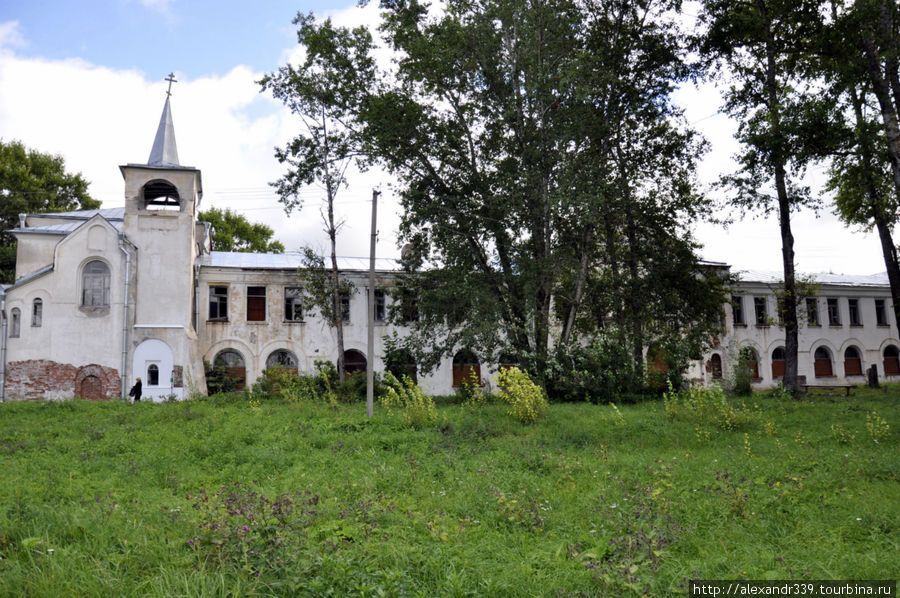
[1,98,898,401]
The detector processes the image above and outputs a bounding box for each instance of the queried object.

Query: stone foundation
[4,360,121,401]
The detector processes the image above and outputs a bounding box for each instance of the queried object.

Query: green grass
[0,386,897,596]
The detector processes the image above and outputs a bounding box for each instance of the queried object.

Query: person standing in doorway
[129,377,142,402]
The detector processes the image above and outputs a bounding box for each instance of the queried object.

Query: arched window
[738,347,760,380]
[213,350,247,391]
[31,298,42,327]
[814,347,834,377]
[10,308,20,338]
[142,179,180,210]
[710,353,723,379]
[771,347,785,379]
[344,349,367,374]
[147,363,160,386]
[844,346,863,376]
[884,345,900,376]
[452,349,481,387]
[386,349,417,384]
[266,349,298,371]
[82,260,110,307]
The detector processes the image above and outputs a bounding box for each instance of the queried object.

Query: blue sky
[0,0,888,274]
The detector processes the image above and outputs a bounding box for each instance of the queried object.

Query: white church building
[1,97,898,401]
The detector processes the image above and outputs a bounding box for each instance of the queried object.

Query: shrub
[731,347,756,396]
[457,368,487,406]
[662,380,745,431]
[380,371,436,427]
[497,367,548,424]
[544,338,644,402]
[252,365,302,401]
[204,359,239,395]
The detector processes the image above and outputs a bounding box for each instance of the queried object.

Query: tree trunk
[322,110,346,383]
[560,223,593,345]
[761,0,799,393]
[861,29,900,202]
[623,200,645,380]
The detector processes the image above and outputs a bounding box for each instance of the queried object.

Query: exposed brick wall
[4,360,121,401]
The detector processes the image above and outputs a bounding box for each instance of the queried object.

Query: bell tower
[119,74,206,400]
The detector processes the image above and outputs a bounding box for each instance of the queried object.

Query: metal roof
[9,208,125,235]
[28,207,125,221]
[200,251,402,272]
[736,270,890,287]
[148,96,180,167]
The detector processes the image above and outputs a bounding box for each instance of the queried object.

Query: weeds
[497,366,548,424]
[380,371,437,427]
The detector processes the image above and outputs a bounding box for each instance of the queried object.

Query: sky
[0,0,889,276]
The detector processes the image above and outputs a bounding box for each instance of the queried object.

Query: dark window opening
[209,286,228,320]
[827,298,841,326]
[848,299,862,326]
[247,286,266,321]
[340,292,351,323]
[142,180,181,210]
[387,349,417,384]
[148,364,160,386]
[754,297,768,326]
[731,296,745,326]
[373,289,386,322]
[875,299,887,326]
[710,354,723,379]
[31,298,42,327]
[284,287,303,321]
[344,349,367,374]
[266,350,298,370]
[806,298,819,326]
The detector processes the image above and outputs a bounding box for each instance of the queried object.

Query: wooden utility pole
[366,189,380,417]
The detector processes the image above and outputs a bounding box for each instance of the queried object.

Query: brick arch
[76,364,117,400]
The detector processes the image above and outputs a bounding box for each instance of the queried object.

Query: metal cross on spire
[164,72,177,97]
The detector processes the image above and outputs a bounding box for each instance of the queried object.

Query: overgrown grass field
[0,385,897,596]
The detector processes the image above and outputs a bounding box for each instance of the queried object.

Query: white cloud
[0,18,887,276]
[0,21,26,50]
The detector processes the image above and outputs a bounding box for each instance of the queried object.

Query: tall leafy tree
[817,0,900,333]
[260,14,376,381]
[198,207,285,253]
[697,0,827,393]
[265,0,727,391]
[0,140,100,283]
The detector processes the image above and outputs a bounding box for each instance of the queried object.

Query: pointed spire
[147,88,180,167]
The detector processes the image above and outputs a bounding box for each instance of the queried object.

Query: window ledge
[247,321,268,325]
[807,323,821,327]
[79,306,110,317]
[828,324,843,328]
[755,324,770,329]
[283,320,305,324]
[849,324,863,328]
[733,323,747,327]
[877,323,890,327]
[207,318,229,323]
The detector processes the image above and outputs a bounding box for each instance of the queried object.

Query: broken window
[209,286,228,320]
[340,291,351,323]
[731,295,745,326]
[372,289,386,322]
[82,260,110,307]
[31,298,42,327]
[754,296,768,326]
[848,298,862,326]
[247,286,266,321]
[806,298,819,326]
[284,287,303,322]
[266,349,298,370]
[827,298,840,325]
[875,299,887,326]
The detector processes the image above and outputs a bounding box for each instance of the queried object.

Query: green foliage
[0,390,897,595]
[662,381,748,432]
[866,410,890,443]
[545,337,644,402]
[203,359,239,395]
[0,140,99,283]
[456,368,486,407]
[197,207,285,253]
[497,367,548,425]
[380,371,436,428]
[731,347,758,396]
